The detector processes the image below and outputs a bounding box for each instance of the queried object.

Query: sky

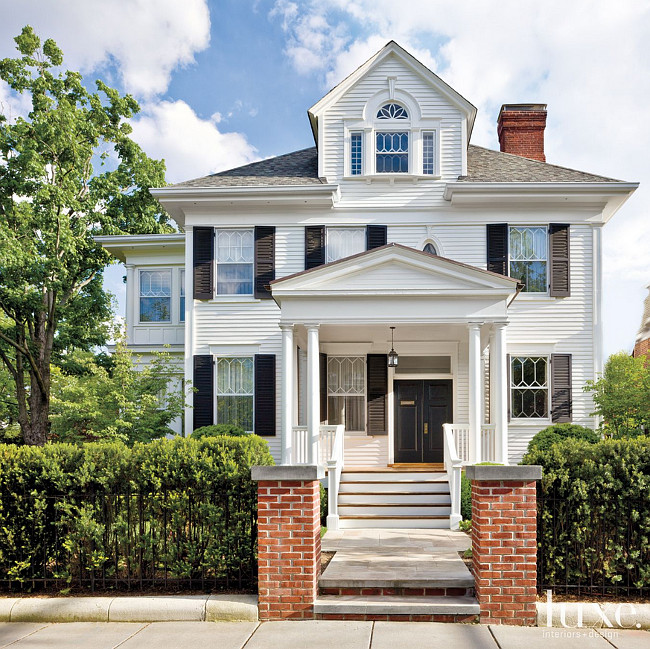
[1,0,649,358]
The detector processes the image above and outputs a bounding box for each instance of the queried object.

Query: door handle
[424,423,429,435]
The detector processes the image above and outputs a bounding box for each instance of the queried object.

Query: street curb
[536,601,650,629]
[0,595,258,623]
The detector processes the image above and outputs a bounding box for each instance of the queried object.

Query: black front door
[394,380,452,463]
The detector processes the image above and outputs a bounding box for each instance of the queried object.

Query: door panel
[395,379,452,464]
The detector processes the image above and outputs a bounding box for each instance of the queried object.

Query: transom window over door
[326,227,366,263]
[216,357,254,430]
[511,356,549,418]
[216,229,254,295]
[327,356,366,431]
[509,226,547,292]
[139,269,171,322]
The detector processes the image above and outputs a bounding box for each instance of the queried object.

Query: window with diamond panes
[216,229,254,295]
[350,132,363,175]
[216,357,254,430]
[139,269,171,322]
[422,131,435,175]
[509,226,548,292]
[376,132,409,173]
[327,356,366,431]
[326,227,366,263]
[376,103,408,119]
[511,356,549,418]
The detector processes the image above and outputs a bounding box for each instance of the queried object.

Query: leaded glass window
[509,226,547,293]
[327,356,366,431]
[326,227,366,263]
[179,269,185,322]
[423,242,437,256]
[216,357,254,430]
[139,269,171,322]
[422,131,435,175]
[216,229,254,295]
[376,103,408,119]
[350,132,363,175]
[376,132,409,173]
[511,356,549,418]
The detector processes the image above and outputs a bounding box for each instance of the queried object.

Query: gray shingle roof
[169,143,625,189]
[462,145,623,183]
[170,147,323,188]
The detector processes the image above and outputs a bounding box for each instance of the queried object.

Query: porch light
[388,326,399,367]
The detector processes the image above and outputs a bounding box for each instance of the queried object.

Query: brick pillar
[251,465,323,620]
[466,465,542,626]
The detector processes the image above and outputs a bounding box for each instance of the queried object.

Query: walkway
[0,621,647,648]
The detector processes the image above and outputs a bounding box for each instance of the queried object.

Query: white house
[98,42,637,529]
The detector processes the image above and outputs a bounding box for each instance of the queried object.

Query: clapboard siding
[344,434,389,467]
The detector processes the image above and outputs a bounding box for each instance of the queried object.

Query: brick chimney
[497,104,547,162]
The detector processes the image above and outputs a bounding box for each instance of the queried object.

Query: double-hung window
[509,226,548,293]
[422,131,436,175]
[216,229,254,295]
[326,227,366,263]
[350,132,363,176]
[510,356,549,418]
[139,269,171,322]
[179,269,185,322]
[327,356,366,431]
[376,132,409,173]
[216,357,254,430]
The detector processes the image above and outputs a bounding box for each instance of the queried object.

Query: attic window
[377,103,408,119]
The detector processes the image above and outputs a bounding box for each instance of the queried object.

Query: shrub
[523,423,599,461]
[0,436,274,592]
[191,424,249,439]
[320,483,327,526]
[523,436,650,593]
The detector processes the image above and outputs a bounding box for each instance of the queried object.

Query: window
[216,357,254,430]
[509,226,547,292]
[422,131,436,175]
[377,103,408,120]
[326,227,366,263]
[376,132,409,173]
[216,229,254,295]
[350,132,363,175]
[179,269,185,322]
[511,356,549,418]
[139,269,171,322]
[327,356,366,431]
[423,242,437,256]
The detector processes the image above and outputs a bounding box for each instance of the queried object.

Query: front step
[338,469,452,529]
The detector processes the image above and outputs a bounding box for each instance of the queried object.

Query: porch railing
[443,423,463,529]
[481,424,496,463]
[291,425,339,466]
[445,423,497,464]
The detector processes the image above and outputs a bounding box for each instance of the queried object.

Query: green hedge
[524,436,650,594]
[523,423,599,460]
[0,436,274,592]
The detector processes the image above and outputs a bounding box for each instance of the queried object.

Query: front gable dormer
[308,41,477,183]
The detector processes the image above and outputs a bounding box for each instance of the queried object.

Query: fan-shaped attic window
[377,103,408,119]
[423,242,438,256]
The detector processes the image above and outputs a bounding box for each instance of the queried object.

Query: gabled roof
[308,41,477,142]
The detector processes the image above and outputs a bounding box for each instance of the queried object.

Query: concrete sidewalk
[1,621,648,649]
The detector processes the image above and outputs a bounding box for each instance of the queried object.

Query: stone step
[313,594,480,616]
[320,586,471,597]
[338,504,452,516]
[339,481,450,494]
[338,492,451,504]
[338,516,451,529]
[341,471,447,482]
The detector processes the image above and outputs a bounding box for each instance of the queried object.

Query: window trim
[214,355,255,432]
[508,225,549,294]
[138,267,172,324]
[215,228,254,297]
[510,355,550,420]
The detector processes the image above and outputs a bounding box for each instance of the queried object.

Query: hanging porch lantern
[388,326,399,367]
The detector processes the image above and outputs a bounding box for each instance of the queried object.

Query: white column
[468,323,482,464]
[492,323,508,465]
[125,264,135,344]
[306,324,320,465]
[280,324,294,465]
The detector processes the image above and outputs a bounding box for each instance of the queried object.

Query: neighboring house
[98,42,637,529]
[633,285,650,358]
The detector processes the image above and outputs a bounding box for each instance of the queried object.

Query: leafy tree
[0,26,172,445]
[584,352,650,438]
[49,338,185,444]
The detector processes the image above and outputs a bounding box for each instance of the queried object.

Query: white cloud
[130,100,259,184]
[271,0,650,357]
[0,0,211,98]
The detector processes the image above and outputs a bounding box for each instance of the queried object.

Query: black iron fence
[537,485,650,597]
[0,490,258,593]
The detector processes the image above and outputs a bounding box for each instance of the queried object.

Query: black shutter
[305,226,326,269]
[254,354,276,436]
[367,354,388,435]
[320,353,328,423]
[193,227,214,299]
[549,224,570,297]
[551,354,572,423]
[366,225,387,250]
[487,224,508,276]
[254,226,275,299]
[193,355,213,430]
